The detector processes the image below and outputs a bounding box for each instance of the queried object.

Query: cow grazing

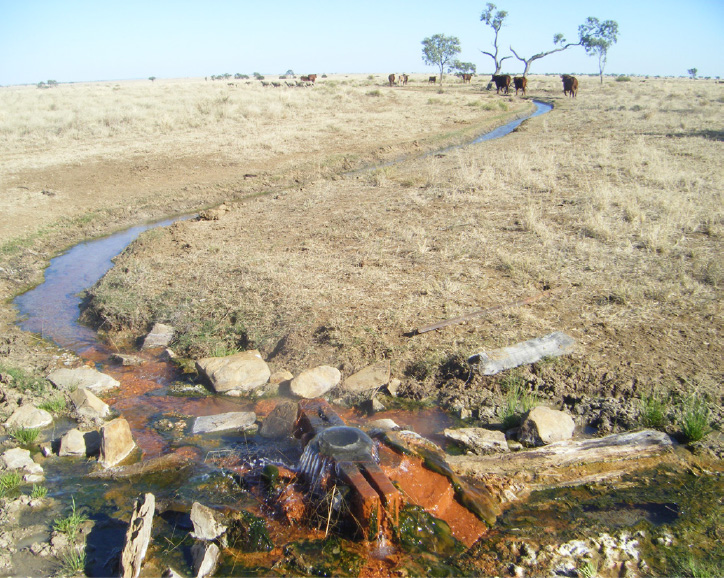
[462,73,472,84]
[561,75,578,98]
[491,74,511,94]
[428,76,436,84]
[388,73,396,86]
[513,76,527,96]
[400,74,409,85]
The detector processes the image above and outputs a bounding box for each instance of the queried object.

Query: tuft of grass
[54,498,89,541]
[639,389,668,429]
[9,427,40,445]
[366,89,382,97]
[678,393,711,442]
[60,546,86,575]
[37,397,67,413]
[0,363,48,394]
[499,374,537,429]
[0,471,22,496]
[31,484,48,499]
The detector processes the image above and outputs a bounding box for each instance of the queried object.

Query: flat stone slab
[142,323,175,349]
[192,411,257,434]
[47,367,120,393]
[469,331,575,375]
[444,427,509,455]
[5,405,53,429]
[342,361,390,393]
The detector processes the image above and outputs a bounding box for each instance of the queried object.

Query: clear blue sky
[1,0,722,85]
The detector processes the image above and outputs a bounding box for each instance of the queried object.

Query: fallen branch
[405,287,561,336]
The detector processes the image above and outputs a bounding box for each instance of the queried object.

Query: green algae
[281,536,364,577]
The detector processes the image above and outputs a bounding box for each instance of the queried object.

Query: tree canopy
[579,17,619,83]
[479,3,510,75]
[421,34,461,83]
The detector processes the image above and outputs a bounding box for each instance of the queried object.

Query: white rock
[195,350,270,395]
[290,366,341,398]
[47,367,120,393]
[342,361,390,393]
[443,427,509,455]
[518,406,576,446]
[5,405,53,429]
[69,387,110,419]
[190,502,227,541]
[469,331,575,375]
[99,418,136,468]
[142,323,175,349]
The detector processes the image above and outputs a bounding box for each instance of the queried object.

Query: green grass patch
[0,471,22,497]
[0,363,48,394]
[60,546,86,575]
[498,373,537,429]
[31,484,48,499]
[9,427,40,445]
[639,389,668,429]
[54,498,89,541]
[37,397,67,413]
[678,393,711,442]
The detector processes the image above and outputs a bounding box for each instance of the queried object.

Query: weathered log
[448,430,676,488]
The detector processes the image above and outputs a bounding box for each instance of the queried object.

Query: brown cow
[561,74,578,98]
[400,74,409,85]
[307,74,317,84]
[513,76,527,96]
[388,73,396,87]
[462,73,472,83]
[491,74,511,94]
[428,76,436,84]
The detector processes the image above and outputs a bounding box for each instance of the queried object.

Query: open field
[1,72,722,420]
[0,73,723,576]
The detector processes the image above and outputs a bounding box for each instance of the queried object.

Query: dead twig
[405,286,562,336]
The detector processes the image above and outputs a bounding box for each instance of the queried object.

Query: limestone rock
[342,361,390,393]
[368,418,400,431]
[190,502,227,541]
[269,369,294,385]
[59,428,87,457]
[110,353,145,366]
[142,323,175,349]
[444,428,509,455]
[290,366,341,398]
[69,387,110,419]
[120,493,155,578]
[47,367,120,393]
[5,404,53,429]
[192,412,256,434]
[99,417,136,467]
[259,402,298,439]
[2,447,39,471]
[195,350,270,396]
[518,406,576,447]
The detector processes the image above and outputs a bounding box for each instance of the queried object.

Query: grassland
[1,73,722,416]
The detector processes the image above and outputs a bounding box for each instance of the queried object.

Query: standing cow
[462,73,472,84]
[388,74,396,87]
[400,74,409,85]
[428,76,436,84]
[491,74,511,94]
[561,74,578,98]
[513,76,527,96]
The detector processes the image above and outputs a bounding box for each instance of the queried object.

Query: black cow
[428,76,436,84]
[491,74,511,94]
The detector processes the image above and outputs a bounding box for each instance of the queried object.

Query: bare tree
[480,3,511,75]
[510,34,580,77]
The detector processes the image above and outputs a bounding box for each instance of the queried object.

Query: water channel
[11,99,718,577]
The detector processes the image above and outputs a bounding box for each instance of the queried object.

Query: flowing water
[14,100,720,577]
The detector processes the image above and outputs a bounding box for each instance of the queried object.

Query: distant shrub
[366,89,382,97]
[616,75,632,82]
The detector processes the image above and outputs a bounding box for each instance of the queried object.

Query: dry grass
[2,74,722,399]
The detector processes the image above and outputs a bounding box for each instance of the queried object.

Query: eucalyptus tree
[578,17,619,83]
[421,34,462,84]
[510,33,579,77]
[479,3,511,75]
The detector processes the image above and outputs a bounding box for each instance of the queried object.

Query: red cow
[307,74,317,84]
[462,73,472,83]
[388,73,396,86]
[513,76,527,96]
[561,75,578,98]
[491,74,511,94]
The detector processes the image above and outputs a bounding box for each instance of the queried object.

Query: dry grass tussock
[85,75,723,395]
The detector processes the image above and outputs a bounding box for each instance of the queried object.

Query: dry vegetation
[1,74,722,408]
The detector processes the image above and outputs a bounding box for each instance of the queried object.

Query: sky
[1,0,722,85]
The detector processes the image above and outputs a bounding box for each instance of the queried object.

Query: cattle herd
[253,71,579,98]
